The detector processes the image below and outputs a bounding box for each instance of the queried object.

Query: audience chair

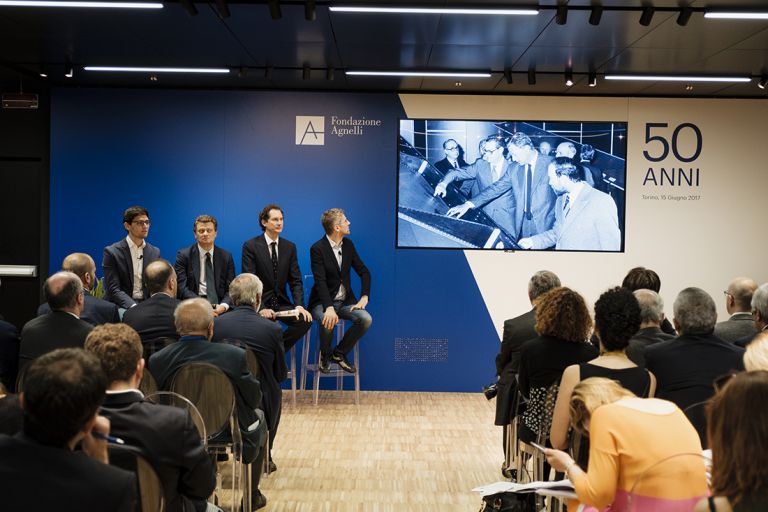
[142,337,177,360]
[14,364,27,394]
[299,274,361,406]
[503,382,523,480]
[683,400,709,449]
[627,452,710,512]
[139,369,159,397]
[285,343,297,408]
[170,363,246,512]
[516,382,559,485]
[108,443,165,512]
[144,391,207,445]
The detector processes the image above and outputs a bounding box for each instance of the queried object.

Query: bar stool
[299,319,360,406]
[284,344,297,408]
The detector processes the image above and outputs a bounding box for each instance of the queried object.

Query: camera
[483,382,498,400]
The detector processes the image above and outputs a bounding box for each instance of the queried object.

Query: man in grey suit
[519,158,621,251]
[627,289,675,366]
[434,135,518,237]
[736,283,768,347]
[714,277,758,343]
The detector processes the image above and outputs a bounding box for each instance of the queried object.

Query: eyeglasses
[444,145,459,151]
[132,220,151,226]
[481,145,501,156]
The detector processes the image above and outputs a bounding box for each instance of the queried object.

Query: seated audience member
[550,287,656,451]
[85,323,216,512]
[0,313,19,392]
[0,348,136,511]
[695,371,768,512]
[736,283,768,347]
[123,260,180,353]
[544,378,707,512]
[212,273,285,469]
[19,271,93,370]
[645,287,745,443]
[149,298,269,510]
[626,289,675,366]
[103,205,161,309]
[621,266,676,335]
[517,287,598,444]
[37,253,120,326]
[495,270,561,432]
[175,214,235,316]
[0,382,22,435]
[714,277,758,343]
[743,332,768,371]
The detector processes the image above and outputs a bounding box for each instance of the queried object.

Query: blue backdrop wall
[49,88,500,392]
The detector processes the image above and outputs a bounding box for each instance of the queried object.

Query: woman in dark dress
[517,287,598,445]
[550,287,656,451]
[695,371,768,512]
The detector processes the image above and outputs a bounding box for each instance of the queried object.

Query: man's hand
[259,309,277,320]
[518,238,533,249]
[214,304,228,316]
[322,306,339,330]
[446,202,473,218]
[351,296,368,311]
[295,305,312,322]
[82,415,111,464]
[434,181,448,198]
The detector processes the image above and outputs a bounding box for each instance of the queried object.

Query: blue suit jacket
[174,244,235,305]
[37,292,119,326]
[102,238,161,308]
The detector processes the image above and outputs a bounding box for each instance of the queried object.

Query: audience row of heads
[524,268,768,350]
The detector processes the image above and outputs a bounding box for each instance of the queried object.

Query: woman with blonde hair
[544,377,707,511]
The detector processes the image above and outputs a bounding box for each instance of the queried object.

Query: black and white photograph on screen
[397,119,627,252]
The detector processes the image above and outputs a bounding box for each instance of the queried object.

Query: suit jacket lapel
[322,237,341,275]
[119,240,134,289]
[564,186,592,229]
[190,245,201,290]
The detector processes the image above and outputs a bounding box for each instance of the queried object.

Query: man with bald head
[149,298,269,509]
[122,260,180,356]
[19,271,93,369]
[37,253,119,325]
[626,289,675,366]
[714,277,758,343]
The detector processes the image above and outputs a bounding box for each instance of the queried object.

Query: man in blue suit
[174,214,235,316]
[37,253,119,325]
[102,206,161,309]
[519,158,621,251]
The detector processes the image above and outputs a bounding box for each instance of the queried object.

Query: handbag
[479,491,536,512]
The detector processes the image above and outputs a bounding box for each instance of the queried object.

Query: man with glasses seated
[434,134,518,237]
[86,323,216,512]
[103,206,161,309]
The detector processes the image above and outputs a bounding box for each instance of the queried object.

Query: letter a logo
[295,116,325,145]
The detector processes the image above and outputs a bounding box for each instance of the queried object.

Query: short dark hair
[259,204,284,232]
[194,214,218,231]
[442,138,458,149]
[594,287,641,351]
[43,271,83,310]
[123,206,149,225]
[144,260,174,295]
[85,324,143,384]
[508,132,533,148]
[553,157,585,182]
[580,144,595,162]
[622,267,661,293]
[22,348,107,447]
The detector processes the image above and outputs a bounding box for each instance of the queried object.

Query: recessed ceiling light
[346,70,491,78]
[605,74,751,83]
[0,0,162,7]
[330,6,538,16]
[84,66,230,74]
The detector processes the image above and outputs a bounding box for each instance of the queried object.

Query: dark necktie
[204,252,218,305]
[270,242,279,308]
[453,161,459,170]
[524,164,533,220]
[563,195,571,218]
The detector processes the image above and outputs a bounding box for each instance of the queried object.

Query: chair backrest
[536,382,560,444]
[627,452,710,512]
[139,370,159,396]
[14,364,27,393]
[683,400,709,449]
[108,443,165,512]
[142,337,177,359]
[144,391,207,444]
[220,338,260,378]
[169,363,236,442]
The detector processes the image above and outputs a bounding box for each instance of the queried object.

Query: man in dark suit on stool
[0,348,136,511]
[241,204,312,351]
[308,208,372,374]
[103,206,161,309]
[85,323,216,512]
[175,214,235,317]
[149,298,269,510]
[37,253,119,326]
[213,273,285,471]
[19,271,93,370]
[123,260,180,356]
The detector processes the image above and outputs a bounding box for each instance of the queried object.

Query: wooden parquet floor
[252,390,500,512]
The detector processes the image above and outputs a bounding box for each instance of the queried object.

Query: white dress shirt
[126,235,145,300]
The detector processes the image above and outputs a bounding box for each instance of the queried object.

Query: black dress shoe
[242,492,267,511]
[268,460,277,473]
[331,352,356,374]
[318,354,331,373]
[501,465,517,480]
